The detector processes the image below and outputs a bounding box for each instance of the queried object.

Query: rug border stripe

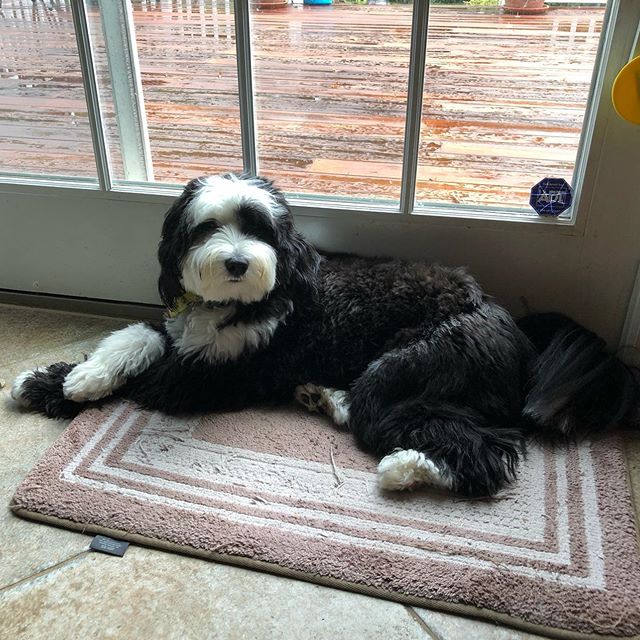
[10,503,639,640]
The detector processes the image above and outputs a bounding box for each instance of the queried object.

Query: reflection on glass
[252,0,414,204]
[91,0,244,185]
[416,2,604,210]
[0,0,97,179]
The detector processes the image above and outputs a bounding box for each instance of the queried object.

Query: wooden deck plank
[0,1,604,207]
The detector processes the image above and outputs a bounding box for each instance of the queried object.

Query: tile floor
[1,303,637,640]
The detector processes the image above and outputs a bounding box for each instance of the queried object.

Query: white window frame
[2,0,635,232]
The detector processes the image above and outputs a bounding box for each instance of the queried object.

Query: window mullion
[97,0,154,183]
[70,0,112,191]
[631,13,640,60]
[399,1,430,216]
[234,0,259,176]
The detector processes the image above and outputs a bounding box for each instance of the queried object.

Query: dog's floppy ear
[157,178,201,308]
[278,222,321,300]
[260,178,320,299]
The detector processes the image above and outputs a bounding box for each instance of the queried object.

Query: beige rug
[11,401,640,639]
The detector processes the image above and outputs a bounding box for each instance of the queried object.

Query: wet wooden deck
[0,1,604,207]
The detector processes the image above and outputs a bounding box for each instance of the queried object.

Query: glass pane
[415,2,605,210]
[252,0,413,205]
[90,0,244,185]
[0,0,97,179]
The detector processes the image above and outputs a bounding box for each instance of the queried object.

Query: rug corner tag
[89,535,130,557]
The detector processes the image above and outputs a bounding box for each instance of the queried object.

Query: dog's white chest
[166,305,280,363]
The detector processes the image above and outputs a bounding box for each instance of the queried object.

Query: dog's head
[158,174,319,309]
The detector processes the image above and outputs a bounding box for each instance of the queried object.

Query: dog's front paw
[10,367,46,408]
[10,362,81,419]
[62,360,119,402]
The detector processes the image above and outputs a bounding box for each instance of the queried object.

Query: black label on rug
[89,535,130,557]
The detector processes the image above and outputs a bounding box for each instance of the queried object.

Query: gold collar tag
[168,291,203,318]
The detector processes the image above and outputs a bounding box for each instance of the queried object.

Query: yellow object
[612,55,640,125]
[168,291,202,317]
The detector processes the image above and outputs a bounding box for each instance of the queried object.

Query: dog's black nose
[225,257,249,277]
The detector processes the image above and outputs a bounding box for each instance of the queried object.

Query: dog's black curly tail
[517,312,640,439]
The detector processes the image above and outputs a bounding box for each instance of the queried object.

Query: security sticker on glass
[529,178,573,216]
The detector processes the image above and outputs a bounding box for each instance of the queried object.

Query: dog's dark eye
[189,220,220,246]
[239,205,276,244]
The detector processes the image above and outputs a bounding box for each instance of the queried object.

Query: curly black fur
[518,313,640,438]
[14,176,640,498]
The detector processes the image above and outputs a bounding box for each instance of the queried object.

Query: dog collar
[168,292,232,318]
[168,291,203,318]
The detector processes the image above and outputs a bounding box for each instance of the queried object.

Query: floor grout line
[405,606,447,640]
[0,550,91,595]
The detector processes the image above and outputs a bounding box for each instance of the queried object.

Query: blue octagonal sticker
[530,178,573,216]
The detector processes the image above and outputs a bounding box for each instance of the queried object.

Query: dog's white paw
[62,323,165,402]
[324,389,349,426]
[377,449,451,491]
[295,383,350,426]
[62,361,119,402]
[10,368,46,407]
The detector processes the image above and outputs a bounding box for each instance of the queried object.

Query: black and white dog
[11,174,640,497]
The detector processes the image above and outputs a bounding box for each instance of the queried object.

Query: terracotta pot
[251,0,288,10]
[502,0,547,15]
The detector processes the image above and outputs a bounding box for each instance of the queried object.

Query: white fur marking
[167,305,285,364]
[10,367,46,407]
[181,224,277,305]
[295,383,350,427]
[377,449,452,491]
[328,390,350,426]
[187,175,284,228]
[62,323,165,402]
